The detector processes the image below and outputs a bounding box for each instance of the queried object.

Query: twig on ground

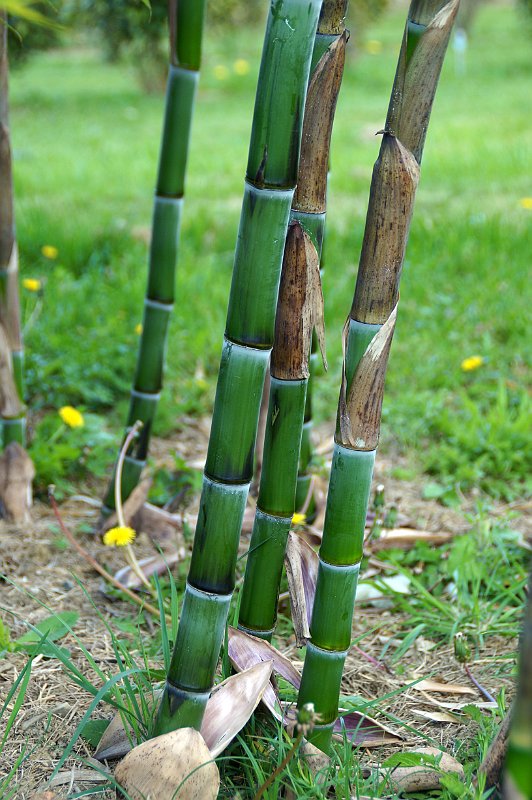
[464,664,497,703]
[353,644,391,674]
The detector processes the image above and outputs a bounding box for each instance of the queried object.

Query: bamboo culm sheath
[239,2,349,642]
[103,0,207,511]
[297,0,459,751]
[153,0,322,736]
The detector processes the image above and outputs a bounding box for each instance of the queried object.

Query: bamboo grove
[95,0,462,753]
[6,0,495,774]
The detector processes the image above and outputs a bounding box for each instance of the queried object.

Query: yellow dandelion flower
[103,526,136,547]
[365,40,383,55]
[519,197,532,210]
[58,405,85,428]
[41,245,59,259]
[213,64,229,80]
[461,355,484,372]
[22,278,42,292]
[233,58,250,76]
[135,323,143,335]
[292,512,307,526]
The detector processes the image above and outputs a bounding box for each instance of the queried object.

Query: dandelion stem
[115,420,152,591]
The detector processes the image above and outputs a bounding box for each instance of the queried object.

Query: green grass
[10,3,531,499]
[3,501,526,798]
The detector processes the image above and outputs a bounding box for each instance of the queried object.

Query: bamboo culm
[294,1,349,520]
[238,0,349,642]
[153,0,322,736]
[0,12,25,447]
[296,0,459,752]
[103,0,207,511]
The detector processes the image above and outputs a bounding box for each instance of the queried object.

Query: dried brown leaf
[412,678,476,695]
[334,710,402,747]
[411,708,462,723]
[284,532,319,645]
[0,243,22,350]
[228,627,302,720]
[371,528,453,550]
[421,696,497,712]
[114,551,183,589]
[50,769,109,787]
[202,661,273,757]
[114,728,219,800]
[94,709,137,762]
[0,322,22,418]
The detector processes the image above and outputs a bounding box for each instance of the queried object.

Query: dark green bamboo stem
[103,0,207,511]
[504,567,532,799]
[153,0,322,736]
[239,2,347,640]
[238,223,314,639]
[0,12,24,447]
[297,0,459,752]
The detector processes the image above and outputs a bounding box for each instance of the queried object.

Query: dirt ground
[1,422,529,798]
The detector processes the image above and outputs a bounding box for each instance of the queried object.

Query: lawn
[10,0,531,499]
[1,1,531,797]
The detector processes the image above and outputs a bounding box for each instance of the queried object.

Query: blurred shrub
[7,0,391,79]
[8,8,62,66]
[61,0,168,90]
[208,0,263,27]
[348,0,389,42]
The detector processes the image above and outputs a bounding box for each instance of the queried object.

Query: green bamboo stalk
[297,0,459,752]
[102,0,207,511]
[153,0,322,737]
[239,2,348,640]
[238,222,318,639]
[504,567,532,800]
[295,0,348,522]
[0,12,25,447]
